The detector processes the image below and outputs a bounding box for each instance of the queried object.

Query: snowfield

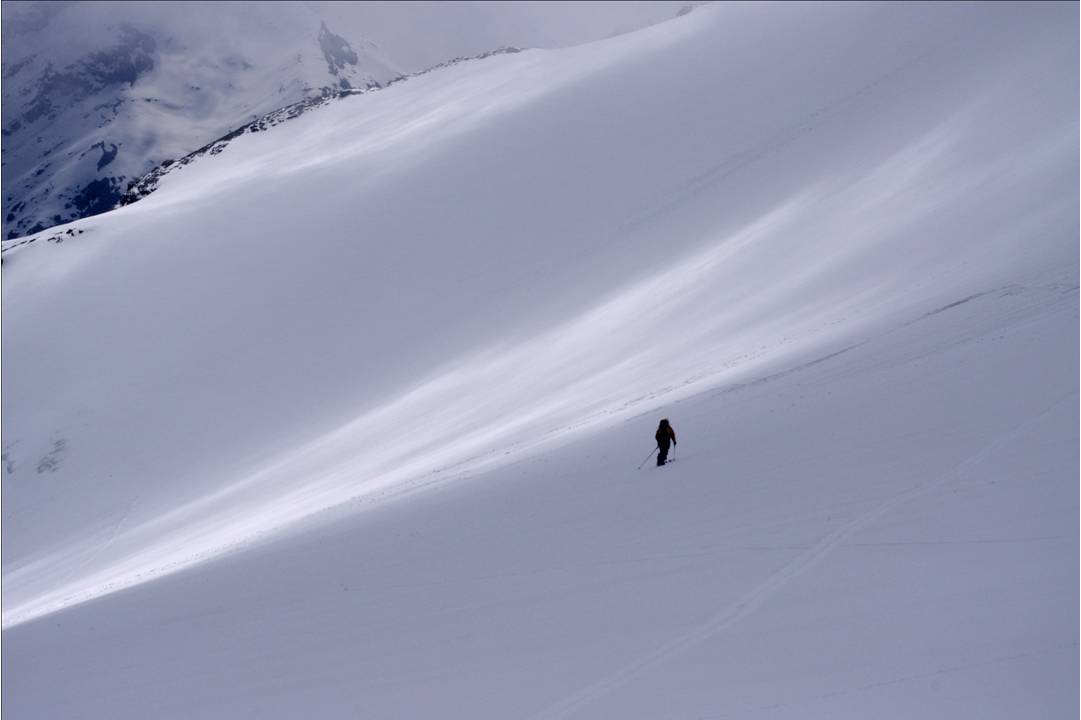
[2,3,1077,718]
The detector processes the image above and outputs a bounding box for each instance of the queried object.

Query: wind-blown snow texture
[2,3,1078,718]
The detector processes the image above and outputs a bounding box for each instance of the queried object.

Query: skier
[655,418,677,466]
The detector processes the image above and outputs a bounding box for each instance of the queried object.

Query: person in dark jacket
[655,418,677,466]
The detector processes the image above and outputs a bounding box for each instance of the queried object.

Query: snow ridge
[118,47,522,207]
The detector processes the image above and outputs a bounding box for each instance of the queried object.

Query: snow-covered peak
[1,0,688,240]
[1,2,400,239]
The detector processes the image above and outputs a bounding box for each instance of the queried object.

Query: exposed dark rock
[93,141,119,170]
[22,93,59,124]
[70,177,122,215]
[318,23,359,76]
[36,439,66,474]
[2,225,86,253]
[386,46,520,88]
[82,26,156,88]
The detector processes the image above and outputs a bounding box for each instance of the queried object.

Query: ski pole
[637,445,659,470]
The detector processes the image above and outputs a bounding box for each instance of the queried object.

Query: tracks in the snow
[528,394,1072,719]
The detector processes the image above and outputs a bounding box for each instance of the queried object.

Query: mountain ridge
[1,1,687,240]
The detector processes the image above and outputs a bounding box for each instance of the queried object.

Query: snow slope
[2,2,1078,717]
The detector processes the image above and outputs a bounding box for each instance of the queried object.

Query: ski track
[2,286,1068,629]
[528,394,1072,720]
[698,640,1080,719]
